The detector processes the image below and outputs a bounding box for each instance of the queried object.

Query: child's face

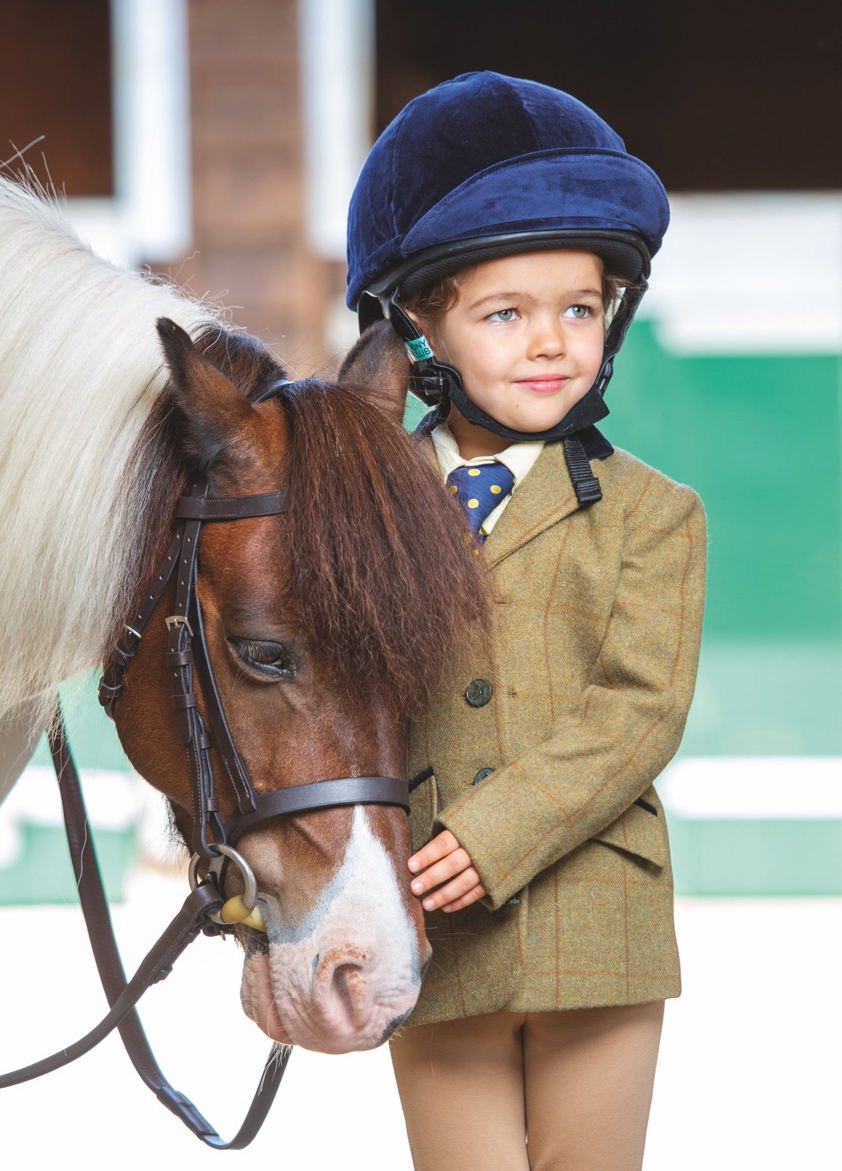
[426,250,606,456]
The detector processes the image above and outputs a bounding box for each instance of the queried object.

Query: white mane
[0,176,220,748]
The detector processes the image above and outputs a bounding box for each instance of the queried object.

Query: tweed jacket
[406,437,706,1026]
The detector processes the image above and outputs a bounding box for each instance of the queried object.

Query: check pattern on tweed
[406,440,707,1026]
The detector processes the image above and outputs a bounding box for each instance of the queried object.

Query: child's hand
[407,829,487,913]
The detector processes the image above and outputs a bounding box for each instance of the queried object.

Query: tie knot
[446,461,515,535]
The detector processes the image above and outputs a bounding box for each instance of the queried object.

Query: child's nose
[527,315,566,359]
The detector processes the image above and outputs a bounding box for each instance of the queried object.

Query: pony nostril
[333,961,364,1008]
[316,955,369,1026]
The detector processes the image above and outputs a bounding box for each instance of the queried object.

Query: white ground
[1,868,840,1170]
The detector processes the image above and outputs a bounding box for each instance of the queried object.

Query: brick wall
[184,0,333,377]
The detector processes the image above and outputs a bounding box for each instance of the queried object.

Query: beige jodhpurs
[389,1002,664,1171]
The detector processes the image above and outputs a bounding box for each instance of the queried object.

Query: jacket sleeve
[435,481,707,909]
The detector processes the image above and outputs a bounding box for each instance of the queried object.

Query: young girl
[346,72,706,1171]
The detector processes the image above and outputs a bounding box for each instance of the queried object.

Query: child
[346,72,706,1171]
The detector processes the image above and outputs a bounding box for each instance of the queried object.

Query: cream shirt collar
[430,425,544,534]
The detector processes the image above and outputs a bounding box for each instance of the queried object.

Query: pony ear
[157,317,258,470]
[336,320,410,425]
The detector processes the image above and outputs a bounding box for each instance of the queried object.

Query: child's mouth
[515,376,569,395]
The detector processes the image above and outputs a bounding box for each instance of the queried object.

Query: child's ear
[402,305,423,331]
[337,319,410,425]
[403,306,436,346]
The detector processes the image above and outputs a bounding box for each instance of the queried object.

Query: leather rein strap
[0,710,290,1148]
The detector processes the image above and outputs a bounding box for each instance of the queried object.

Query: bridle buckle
[165,614,194,637]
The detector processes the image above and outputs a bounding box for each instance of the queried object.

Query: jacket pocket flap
[593,793,668,870]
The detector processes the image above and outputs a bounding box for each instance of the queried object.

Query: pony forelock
[280,381,488,714]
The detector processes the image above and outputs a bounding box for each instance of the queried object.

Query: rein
[0,710,289,1148]
[2,381,411,1146]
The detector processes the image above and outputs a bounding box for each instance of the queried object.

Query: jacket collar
[416,424,613,567]
[485,430,612,565]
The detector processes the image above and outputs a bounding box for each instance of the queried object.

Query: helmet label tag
[404,335,435,363]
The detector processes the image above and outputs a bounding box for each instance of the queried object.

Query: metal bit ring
[188,842,259,911]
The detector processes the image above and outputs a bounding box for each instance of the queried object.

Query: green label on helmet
[405,336,435,363]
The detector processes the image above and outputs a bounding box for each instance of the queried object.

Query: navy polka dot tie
[446,461,515,537]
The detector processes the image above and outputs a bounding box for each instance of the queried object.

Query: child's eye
[564,304,592,319]
[487,307,517,322]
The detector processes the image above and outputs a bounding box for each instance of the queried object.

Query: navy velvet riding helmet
[346,71,670,447]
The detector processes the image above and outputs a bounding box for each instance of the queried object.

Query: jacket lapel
[484,443,582,566]
[416,432,595,566]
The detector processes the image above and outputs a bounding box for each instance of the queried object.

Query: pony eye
[228,638,298,681]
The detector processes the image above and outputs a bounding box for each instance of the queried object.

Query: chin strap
[561,434,604,504]
[383,294,615,504]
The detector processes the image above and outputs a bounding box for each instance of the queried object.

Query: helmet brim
[384,229,649,294]
[358,229,650,331]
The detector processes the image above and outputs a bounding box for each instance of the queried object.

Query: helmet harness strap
[382,284,647,506]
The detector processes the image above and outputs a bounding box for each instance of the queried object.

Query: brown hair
[403,261,636,327]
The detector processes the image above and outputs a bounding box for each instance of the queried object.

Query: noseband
[98,381,409,869]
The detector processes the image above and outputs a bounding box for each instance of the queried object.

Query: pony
[0,175,487,1054]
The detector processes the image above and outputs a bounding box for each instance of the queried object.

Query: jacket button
[465,678,493,707]
[472,767,494,785]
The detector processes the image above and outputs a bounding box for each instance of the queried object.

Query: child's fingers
[409,845,472,897]
[416,865,486,912]
[439,882,486,913]
[408,829,460,874]
[407,828,487,912]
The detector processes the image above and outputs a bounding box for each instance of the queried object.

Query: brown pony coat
[117,322,488,728]
[109,319,491,1052]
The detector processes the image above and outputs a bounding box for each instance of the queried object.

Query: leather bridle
[98,488,408,858]
[98,466,409,919]
[1,379,412,1146]
[99,377,409,864]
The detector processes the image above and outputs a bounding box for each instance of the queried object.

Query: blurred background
[0,1,840,1167]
